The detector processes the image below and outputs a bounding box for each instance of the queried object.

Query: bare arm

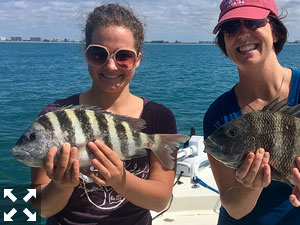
[208,148,271,219]
[30,144,80,218]
[88,140,175,212]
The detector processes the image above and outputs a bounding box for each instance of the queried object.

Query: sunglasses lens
[221,20,240,35]
[221,18,268,35]
[245,19,268,30]
[115,50,137,69]
[86,46,108,66]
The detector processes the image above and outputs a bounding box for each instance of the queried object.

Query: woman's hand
[88,140,126,188]
[235,148,271,190]
[43,143,80,188]
[290,157,300,207]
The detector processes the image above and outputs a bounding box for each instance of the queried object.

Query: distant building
[30,37,43,42]
[52,38,63,42]
[0,37,6,41]
[64,38,70,42]
[11,37,23,41]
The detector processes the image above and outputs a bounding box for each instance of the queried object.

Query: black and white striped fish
[12,105,189,179]
[205,98,300,187]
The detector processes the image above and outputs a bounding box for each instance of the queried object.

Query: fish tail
[150,134,190,170]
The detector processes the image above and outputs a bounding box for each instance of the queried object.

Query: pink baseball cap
[213,0,278,34]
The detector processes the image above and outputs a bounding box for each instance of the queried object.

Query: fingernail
[264,152,269,158]
[258,148,264,154]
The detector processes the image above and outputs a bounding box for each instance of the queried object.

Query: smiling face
[224,19,278,68]
[87,25,142,95]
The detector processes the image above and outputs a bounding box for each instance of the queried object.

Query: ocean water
[1,42,299,186]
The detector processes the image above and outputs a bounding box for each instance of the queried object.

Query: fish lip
[12,149,42,167]
[205,137,238,167]
[205,136,222,152]
[12,148,31,158]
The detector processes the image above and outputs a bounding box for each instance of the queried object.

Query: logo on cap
[224,0,245,8]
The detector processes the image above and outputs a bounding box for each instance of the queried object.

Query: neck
[80,86,143,118]
[237,62,286,101]
[235,63,290,113]
[81,87,130,109]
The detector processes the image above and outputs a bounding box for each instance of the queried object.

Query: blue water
[1,42,299,187]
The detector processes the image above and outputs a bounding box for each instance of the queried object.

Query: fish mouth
[12,148,42,167]
[205,137,236,167]
[204,136,222,154]
[12,148,31,158]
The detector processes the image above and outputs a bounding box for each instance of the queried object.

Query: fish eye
[29,133,37,141]
[227,129,237,137]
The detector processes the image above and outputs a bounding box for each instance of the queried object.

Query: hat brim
[213,6,270,34]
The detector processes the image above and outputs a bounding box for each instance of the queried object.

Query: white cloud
[0,0,299,41]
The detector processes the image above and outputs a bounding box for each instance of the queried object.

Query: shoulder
[203,87,238,139]
[292,68,300,76]
[141,98,177,134]
[39,94,80,116]
[143,98,174,117]
[291,68,300,83]
[289,69,300,105]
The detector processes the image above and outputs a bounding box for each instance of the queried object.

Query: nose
[104,55,118,70]
[237,21,251,38]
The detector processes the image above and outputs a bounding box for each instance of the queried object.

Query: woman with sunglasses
[30,4,177,225]
[204,0,300,224]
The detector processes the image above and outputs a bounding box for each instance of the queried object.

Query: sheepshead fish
[12,105,189,181]
[205,98,300,186]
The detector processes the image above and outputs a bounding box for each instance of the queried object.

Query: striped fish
[12,105,189,181]
[205,98,300,187]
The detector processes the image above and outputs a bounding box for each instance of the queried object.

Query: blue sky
[1,0,300,42]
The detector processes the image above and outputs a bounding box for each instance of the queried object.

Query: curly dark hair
[84,3,144,53]
[215,13,288,56]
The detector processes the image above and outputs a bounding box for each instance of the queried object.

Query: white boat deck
[152,165,220,225]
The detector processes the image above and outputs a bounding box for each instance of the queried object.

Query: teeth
[239,44,257,52]
[103,74,120,79]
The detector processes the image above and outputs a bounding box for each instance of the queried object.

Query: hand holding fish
[290,157,300,207]
[43,143,80,188]
[88,140,126,188]
[235,148,271,190]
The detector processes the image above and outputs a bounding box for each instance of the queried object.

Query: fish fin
[104,114,146,131]
[79,173,94,183]
[270,166,293,187]
[80,166,94,183]
[46,104,146,131]
[278,105,290,113]
[87,106,146,131]
[151,134,190,170]
[285,105,300,117]
[262,97,289,112]
[261,97,300,119]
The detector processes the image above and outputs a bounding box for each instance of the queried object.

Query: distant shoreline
[1,41,299,45]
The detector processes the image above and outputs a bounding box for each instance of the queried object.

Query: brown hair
[215,13,288,56]
[84,3,145,53]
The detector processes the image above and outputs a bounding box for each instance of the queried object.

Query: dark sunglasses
[220,18,268,36]
[85,44,138,70]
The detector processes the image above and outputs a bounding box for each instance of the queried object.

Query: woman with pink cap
[204,0,300,224]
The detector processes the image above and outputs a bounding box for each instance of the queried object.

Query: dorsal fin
[262,97,289,112]
[49,104,146,131]
[262,98,300,119]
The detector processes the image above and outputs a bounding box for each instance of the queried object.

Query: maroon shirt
[42,94,177,225]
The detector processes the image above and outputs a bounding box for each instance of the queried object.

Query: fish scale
[12,105,190,182]
[205,98,300,186]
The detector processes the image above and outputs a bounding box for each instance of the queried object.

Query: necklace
[238,71,285,112]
